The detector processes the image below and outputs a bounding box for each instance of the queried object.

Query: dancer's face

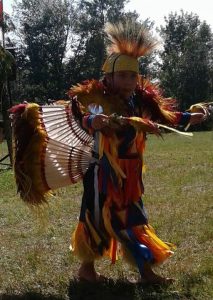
[106,71,138,100]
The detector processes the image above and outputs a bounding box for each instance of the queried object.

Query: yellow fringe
[16,103,51,205]
[71,222,101,262]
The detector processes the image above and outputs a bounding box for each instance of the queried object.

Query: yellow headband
[102,53,139,73]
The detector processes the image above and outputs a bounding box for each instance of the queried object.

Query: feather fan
[10,103,93,205]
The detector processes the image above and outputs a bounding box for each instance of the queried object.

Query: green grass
[0,131,213,299]
[0,141,11,170]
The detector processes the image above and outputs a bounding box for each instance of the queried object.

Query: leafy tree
[0,11,16,39]
[0,46,16,162]
[159,11,213,110]
[65,0,139,85]
[138,19,159,78]
[13,0,75,101]
[10,0,156,101]
[0,46,15,98]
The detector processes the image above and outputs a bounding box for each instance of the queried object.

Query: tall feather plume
[105,19,158,58]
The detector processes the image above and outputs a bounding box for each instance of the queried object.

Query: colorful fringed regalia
[68,72,188,270]
[10,20,211,277]
[10,78,178,272]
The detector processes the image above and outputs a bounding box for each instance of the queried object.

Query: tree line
[2,0,213,118]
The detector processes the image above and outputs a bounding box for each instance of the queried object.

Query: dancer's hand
[189,113,206,125]
[91,114,109,130]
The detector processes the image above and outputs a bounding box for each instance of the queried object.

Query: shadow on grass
[68,278,183,300]
[0,280,188,300]
[0,294,63,300]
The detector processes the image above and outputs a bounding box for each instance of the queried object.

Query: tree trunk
[1,82,13,165]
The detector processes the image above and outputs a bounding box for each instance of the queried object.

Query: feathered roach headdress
[102,19,158,73]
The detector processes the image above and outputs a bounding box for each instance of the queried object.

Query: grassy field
[0,131,213,300]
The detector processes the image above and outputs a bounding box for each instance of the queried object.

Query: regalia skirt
[71,155,175,275]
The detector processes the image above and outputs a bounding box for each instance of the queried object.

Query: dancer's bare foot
[77,262,107,282]
[140,264,175,285]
